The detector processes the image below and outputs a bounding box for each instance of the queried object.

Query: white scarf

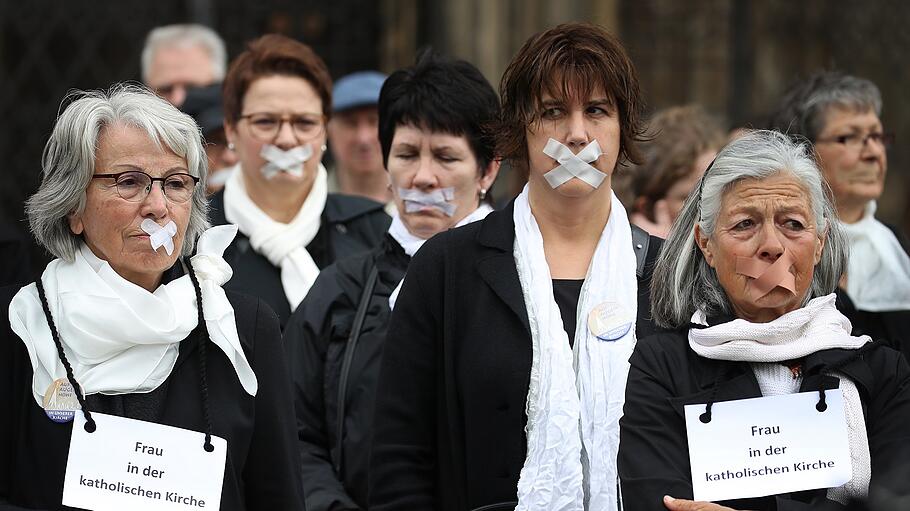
[841,201,910,311]
[223,163,328,311]
[513,185,637,511]
[688,294,871,503]
[387,203,493,309]
[8,225,258,407]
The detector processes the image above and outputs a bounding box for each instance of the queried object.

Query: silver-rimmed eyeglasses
[91,171,200,203]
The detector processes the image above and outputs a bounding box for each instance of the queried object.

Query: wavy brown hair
[496,22,645,177]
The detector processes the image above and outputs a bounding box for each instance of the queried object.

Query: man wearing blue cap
[328,71,391,206]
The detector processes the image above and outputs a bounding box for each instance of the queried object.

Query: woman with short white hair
[0,85,303,510]
[618,130,910,510]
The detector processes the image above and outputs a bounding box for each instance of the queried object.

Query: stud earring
[321,144,327,152]
[227,142,235,151]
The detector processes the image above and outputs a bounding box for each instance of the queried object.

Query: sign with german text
[684,390,852,502]
[62,412,227,510]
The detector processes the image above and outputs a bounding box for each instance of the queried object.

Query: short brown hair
[222,34,332,125]
[632,105,726,218]
[497,23,645,175]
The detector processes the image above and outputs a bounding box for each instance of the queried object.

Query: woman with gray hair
[770,71,910,364]
[618,130,910,510]
[0,85,303,510]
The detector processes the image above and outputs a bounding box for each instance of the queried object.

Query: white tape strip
[397,187,457,216]
[259,144,313,179]
[140,219,178,256]
[542,138,606,189]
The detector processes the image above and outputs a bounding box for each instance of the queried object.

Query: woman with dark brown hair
[369,23,661,511]
[209,35,389,328]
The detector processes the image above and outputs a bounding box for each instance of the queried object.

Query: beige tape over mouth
[735,251,797,297]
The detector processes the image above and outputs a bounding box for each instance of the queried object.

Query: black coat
[618,329,910,511]
[0,273,305,510]
[837,223,910,364]
[284,235,409,511]
[368,201,662,511]
[209,191,391,328]
[0,221,33,288]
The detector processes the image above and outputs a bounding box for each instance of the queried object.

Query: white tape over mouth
[542,138,606,189]
[397,187,457,216]
[259,144,313,179]
[140,219,178,256]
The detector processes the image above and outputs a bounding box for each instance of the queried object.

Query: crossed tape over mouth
[542,138,606,189]
[140,219,178,256]
[260,144,313,179]
[397,187,457,216]
[735,251,797,297]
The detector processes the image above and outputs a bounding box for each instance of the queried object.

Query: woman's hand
[663,495,740,511]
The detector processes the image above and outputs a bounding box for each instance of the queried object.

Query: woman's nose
[564,110,590,149]
[411,156,438,188]
[140,183,169,218]
[757,223,785,260]
[273,121,299,150]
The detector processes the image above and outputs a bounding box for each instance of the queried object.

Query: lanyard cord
[35,278,97,433]
[33,260,216,451]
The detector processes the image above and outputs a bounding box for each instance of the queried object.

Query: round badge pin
[43,378,81,423]
[587,302,634,341]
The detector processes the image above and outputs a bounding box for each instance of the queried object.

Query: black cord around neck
[185,257,215,452]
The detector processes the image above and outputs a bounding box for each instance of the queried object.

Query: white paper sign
[62,412,227,511]
[684,390,852,502]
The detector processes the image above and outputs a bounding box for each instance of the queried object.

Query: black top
[619,328,910,510]
[0,266,305,510]
[208,190,391,328]
[368,200,664,511]
[284,234,409,511]
[552,279,584,347]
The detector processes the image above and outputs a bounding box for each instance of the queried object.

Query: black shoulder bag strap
[333,264,380,476]
[630,224,650,278]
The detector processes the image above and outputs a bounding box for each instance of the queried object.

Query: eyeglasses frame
[91,171,201,203]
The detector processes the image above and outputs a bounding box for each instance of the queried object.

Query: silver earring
[321,144,327,152]
[479,188,487,200]
[228,142,235,151]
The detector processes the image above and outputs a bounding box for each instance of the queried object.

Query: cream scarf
[223,163,328,311]
[8,225,258,406]
[841,201,910,311]
[513,185,637,510]
[387,203,493,309]
[688,294,871,503]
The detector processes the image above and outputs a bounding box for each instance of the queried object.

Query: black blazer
[209,191,391,328]
[368,201,662,511]
[619,329,910,511]
[0,282,305,510]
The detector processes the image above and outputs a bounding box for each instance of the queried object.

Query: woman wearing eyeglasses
[770,72,910,363]
[210,35,390,327]
[1,85,303,510]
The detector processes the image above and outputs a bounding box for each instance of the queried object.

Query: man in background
[327,71,391,206]
[142,23,227,107]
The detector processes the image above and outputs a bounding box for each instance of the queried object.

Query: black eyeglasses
[92,171,200,203]
[815,132,895,151]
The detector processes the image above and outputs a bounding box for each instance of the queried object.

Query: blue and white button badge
[43,378,81,423]
[587,302,634,341]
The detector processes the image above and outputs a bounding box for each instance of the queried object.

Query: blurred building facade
[2,0,909,271]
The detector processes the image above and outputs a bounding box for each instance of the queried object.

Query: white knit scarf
[8,225,258,407]
[223,163,328,311]
[387,203,493,309]
[841,201,910,311]
[513,185,637,511]
[688,294,871,503]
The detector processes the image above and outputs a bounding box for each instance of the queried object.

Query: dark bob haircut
[223,34,332,126]
[378,49,499,173]
[497,22,645,176]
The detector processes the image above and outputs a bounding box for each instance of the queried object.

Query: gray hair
[650,130,848,329]
[141,24,227,83]
[769,71,882,142]
[27,84,210,261]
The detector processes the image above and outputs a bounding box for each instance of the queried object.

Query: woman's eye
[586,106,609,117]
[253,119,278,128]
[541,107,563,120]
[394,152,417,160]
[783,219,805,230]
[733,219,754,230]
[436,154,459,163]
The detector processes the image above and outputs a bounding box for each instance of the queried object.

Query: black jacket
[285,235,409,511]
[209,191,391,328]
[0,272,304,510]
[837,223,910,364]
[368,201,662,511]
[619,329,910,511]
